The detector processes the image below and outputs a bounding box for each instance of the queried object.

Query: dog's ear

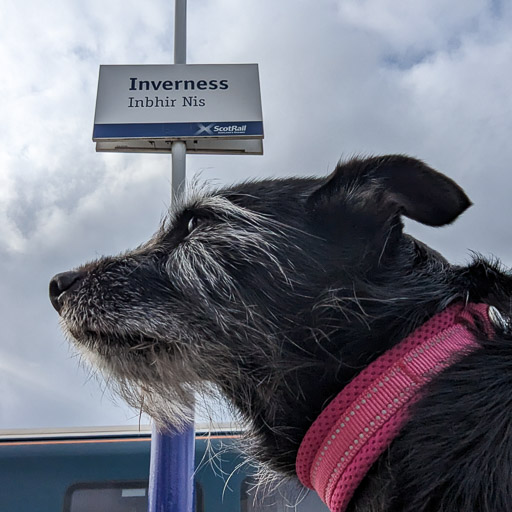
[305,155,471,266]
[307,155,471,227]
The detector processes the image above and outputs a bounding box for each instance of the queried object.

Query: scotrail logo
[195,123,247,136]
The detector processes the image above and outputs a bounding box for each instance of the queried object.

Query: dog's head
[50,155,473,472]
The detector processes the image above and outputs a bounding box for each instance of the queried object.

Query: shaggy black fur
[50,155,512,511]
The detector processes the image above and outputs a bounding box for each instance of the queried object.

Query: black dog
[50,155,512,511]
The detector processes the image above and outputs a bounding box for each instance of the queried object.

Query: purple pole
[148,423,195,512]
[148,2,194,510]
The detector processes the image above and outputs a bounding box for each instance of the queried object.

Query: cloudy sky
[1,0,512,430]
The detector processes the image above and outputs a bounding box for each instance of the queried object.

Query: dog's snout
[49,270,85,313]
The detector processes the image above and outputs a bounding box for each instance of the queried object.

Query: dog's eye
[187,216,200,234]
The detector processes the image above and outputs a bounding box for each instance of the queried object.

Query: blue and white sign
[93,64,263,154]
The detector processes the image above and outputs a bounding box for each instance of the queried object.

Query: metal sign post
[148,422,194,512]
[171,0,187,197]
[148,2,195,512]
[92,1,263,509]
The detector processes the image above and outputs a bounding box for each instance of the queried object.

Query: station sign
[93,64,263,154]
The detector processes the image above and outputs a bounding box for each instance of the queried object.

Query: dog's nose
[49,270,84,313]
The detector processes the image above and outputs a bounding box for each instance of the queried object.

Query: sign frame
[93,63,264,155]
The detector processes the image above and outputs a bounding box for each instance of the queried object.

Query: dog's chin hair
[70,337,253,434]
[72,342,202,431]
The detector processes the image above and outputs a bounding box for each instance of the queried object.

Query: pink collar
[296,303,494,512]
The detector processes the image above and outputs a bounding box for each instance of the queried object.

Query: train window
[63,480,203,512]
[241,477,329,512]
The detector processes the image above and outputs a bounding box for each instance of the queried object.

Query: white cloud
[1,0,512,429]
[338,0,499,55]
